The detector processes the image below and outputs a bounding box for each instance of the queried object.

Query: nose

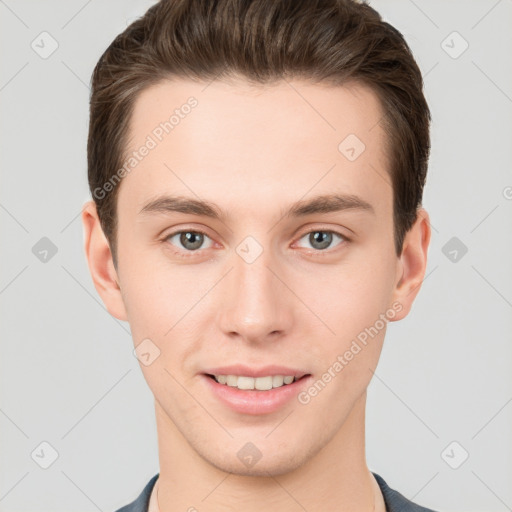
[217,248,293,345]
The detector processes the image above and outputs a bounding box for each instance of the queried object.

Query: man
[82,0,437,510]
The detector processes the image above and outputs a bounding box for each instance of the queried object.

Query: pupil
[181,232,203,250]
[311,231,331,250]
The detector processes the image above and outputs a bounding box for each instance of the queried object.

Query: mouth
[201,371,313,415]
[205,373,309,391]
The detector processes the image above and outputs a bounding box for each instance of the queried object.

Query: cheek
[297,273,391,410]
[116,240,182,336]
[117,249,209,371]
[294,248,395,386]
[303,258,394,340]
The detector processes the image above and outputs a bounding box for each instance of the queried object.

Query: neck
[155,392,379,511]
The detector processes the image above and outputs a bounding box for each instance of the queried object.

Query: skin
[82,76,430,511]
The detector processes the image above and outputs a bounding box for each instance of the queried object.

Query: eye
[295,229,348,252]
[162,227,348,257]
[164,229,214,253]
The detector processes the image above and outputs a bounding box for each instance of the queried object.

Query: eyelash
[161,227,350,258]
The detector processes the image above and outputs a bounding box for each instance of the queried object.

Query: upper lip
[203,365,309,379]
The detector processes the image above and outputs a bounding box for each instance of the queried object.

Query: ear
[81,200,128,321]
[389,208,431,321]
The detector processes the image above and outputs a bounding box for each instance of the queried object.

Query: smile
[202,372,312,415]
[209,374,296,390]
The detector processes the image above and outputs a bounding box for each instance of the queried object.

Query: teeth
[226,375,238,387]
[272,375,284,387]
[213,374,297,390]
[255,376,273,390]
[237,376,255,390]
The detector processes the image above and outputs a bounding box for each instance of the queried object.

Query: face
[83,76,430,477]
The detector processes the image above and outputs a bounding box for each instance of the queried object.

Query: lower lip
[201,374,312,415]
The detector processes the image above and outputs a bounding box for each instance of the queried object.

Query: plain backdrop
[1,1,511,511]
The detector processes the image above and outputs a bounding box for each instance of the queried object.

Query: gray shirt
[114,472,439,511]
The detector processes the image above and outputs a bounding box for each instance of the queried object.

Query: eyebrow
[139,193,375,220]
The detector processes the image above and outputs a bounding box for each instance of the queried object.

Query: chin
[204,451,307,477]
[193,436,319,478]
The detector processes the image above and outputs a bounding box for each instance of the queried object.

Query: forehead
[119,77,391,221]
[127,76,386,150]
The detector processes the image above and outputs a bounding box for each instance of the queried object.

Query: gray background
[1,0,511,511]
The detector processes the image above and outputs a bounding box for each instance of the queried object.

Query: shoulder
[372,472,439,512]
[114,473,159,512]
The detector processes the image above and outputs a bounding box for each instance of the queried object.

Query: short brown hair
[88,0,431,266]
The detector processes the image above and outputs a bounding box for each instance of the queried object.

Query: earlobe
[389,208,431,322]
[81,200,128,321]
